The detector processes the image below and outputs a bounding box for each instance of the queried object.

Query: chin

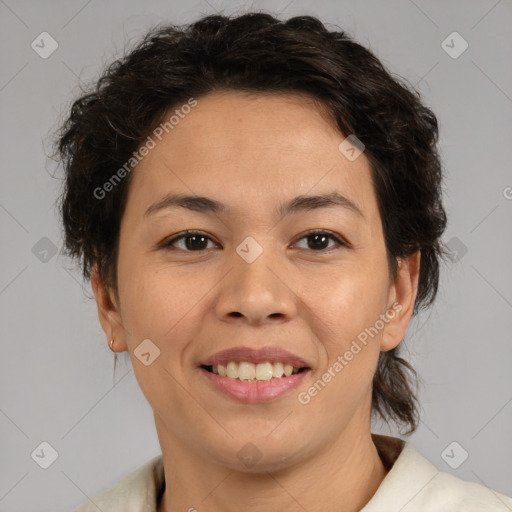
[204,432,315,474]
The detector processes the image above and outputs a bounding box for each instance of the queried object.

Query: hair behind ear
[372,347,419,435]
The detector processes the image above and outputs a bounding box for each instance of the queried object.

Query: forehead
[146,91,343,164]
[125,90,378,224]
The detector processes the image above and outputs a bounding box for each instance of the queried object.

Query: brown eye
[162,231,217,251]
[294,230,346,251]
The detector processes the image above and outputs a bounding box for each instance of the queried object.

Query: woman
[55,11,512,512]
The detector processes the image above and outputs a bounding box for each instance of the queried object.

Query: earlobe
[91,264,127,352]
[380,251,421,352]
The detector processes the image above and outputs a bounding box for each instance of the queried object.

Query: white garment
[73,434,512,511]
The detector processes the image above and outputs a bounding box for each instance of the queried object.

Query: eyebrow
[144,191,364,220]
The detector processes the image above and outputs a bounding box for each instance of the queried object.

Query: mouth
[198,346,312,403]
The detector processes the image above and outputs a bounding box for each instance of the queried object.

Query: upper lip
[200,346,312,369]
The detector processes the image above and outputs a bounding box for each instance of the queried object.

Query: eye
[293,230,346,251]
[160,229,347,253]
[160,230,218,251]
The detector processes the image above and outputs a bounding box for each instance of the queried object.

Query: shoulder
[363,435,512,512]
[423,468,512,511]
[72,455,164,512]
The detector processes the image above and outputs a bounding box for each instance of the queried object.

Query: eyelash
[160,229,347,253]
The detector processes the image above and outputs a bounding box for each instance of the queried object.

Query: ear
[380,251,421,352]
[90,263,128,352]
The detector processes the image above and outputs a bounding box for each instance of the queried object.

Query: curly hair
[53,12,448,435]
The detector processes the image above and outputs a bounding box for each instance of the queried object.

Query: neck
[156,420,389,512]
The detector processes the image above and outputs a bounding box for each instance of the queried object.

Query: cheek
[115,264,201,409]
[301,258,390,337]
[116,251,202,346]
[299,257,390,389]
[298,275,388,425]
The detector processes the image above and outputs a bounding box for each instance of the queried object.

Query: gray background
[1,0,511,510]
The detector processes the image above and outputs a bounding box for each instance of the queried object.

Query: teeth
[226,361,238,379]
[208,361,304,381]
[255,362,273,381]
[273,362,284,378]
[238,362,256,381]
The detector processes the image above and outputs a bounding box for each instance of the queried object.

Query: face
[92,90,418,472]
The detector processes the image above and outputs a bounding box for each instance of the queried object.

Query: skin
[91,90,420,512]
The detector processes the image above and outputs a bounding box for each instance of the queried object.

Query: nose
[214,244,298,326]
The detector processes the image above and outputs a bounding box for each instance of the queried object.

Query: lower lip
[198,367,310,403]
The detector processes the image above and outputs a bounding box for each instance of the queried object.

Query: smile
[198,345,312,403]
[203,361,306,381]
